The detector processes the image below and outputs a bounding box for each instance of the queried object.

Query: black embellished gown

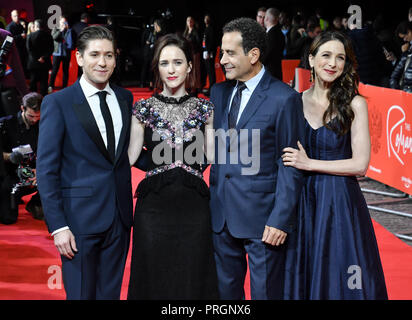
[127,94,219,300]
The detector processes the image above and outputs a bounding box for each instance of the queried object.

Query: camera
[9,146,37,211]
[0,35,13,80]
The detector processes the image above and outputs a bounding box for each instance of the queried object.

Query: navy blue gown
[284,118,388,300]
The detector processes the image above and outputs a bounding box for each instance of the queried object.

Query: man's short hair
[266,7,280,19]
[80,13,90,21]
[76,25,116,55]
[34,19,44,30]
[396,20,412,35]
[307,23,321,33]
[222,17,266,61]
[257,7,267,13]
[22,92,43,112]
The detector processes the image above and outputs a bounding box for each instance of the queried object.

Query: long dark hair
[309,31,360,136]
[151,33,195,91]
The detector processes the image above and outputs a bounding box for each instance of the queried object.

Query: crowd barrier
[282,59,300,85]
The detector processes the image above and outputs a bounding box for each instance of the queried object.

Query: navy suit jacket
[209,70,305,238]
[37,80,134,235]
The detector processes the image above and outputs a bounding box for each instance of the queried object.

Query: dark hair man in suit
[209,17,304,299]
[37,25,134,299]
[26,19,54,96]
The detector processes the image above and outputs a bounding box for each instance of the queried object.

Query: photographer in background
[0,28,29,116]
[0,92,43,224]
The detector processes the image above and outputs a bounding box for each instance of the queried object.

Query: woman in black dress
[127,33,218,299]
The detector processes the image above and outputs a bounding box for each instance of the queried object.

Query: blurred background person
[26,19,53,96]
[140,18,164,88]
[315,8,329,31]
[72,13,90,78]
[347,18,392,87]
[374,13,400,73]
[285,14,305,59]
[256,7,266,28]
[390,21,412,92]
[48,15,74,92]
[183,15,202,94]
[331,16,344,31]
[201,13,217,95]
[341,14,350,33]
[279,11,291,58]
[294,24,322,69]
[0,27,29,116]
[289,23,322,88]
[6,9,28,78]
[26,21,35,35]
[263,7,285,80]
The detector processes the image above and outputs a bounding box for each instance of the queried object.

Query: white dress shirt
[79,75,123,151]
[228,66,266,125]
[51,77,123,237]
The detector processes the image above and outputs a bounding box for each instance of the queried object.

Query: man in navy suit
[209,18,305,299]
[37,26,133,299]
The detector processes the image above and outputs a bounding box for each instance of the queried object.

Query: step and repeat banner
[361,84,411,195]
[293,67,412,195]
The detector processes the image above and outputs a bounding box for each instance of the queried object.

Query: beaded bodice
[132,94,214,178]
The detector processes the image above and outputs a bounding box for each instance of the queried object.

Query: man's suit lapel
[113,88,130,165]
[236,70,270,129]
[71,81,113,164]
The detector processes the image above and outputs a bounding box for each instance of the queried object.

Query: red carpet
[1,167,412,300]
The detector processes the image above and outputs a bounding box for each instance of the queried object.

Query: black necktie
[97,91,115,162]
[228,81,247,129]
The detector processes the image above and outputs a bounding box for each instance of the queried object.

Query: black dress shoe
[26,202,45,220]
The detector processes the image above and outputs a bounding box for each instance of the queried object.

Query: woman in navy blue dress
[282,31,388,299]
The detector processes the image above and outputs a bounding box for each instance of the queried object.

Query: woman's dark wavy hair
[151,33,195,91]
[309,30,360,136]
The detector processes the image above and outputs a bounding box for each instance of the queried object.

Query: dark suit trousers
[29,66,49,97]
[61,210,130,300]
[204,57,216,88]
[213,224,286,300]
[49,55,71,88]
